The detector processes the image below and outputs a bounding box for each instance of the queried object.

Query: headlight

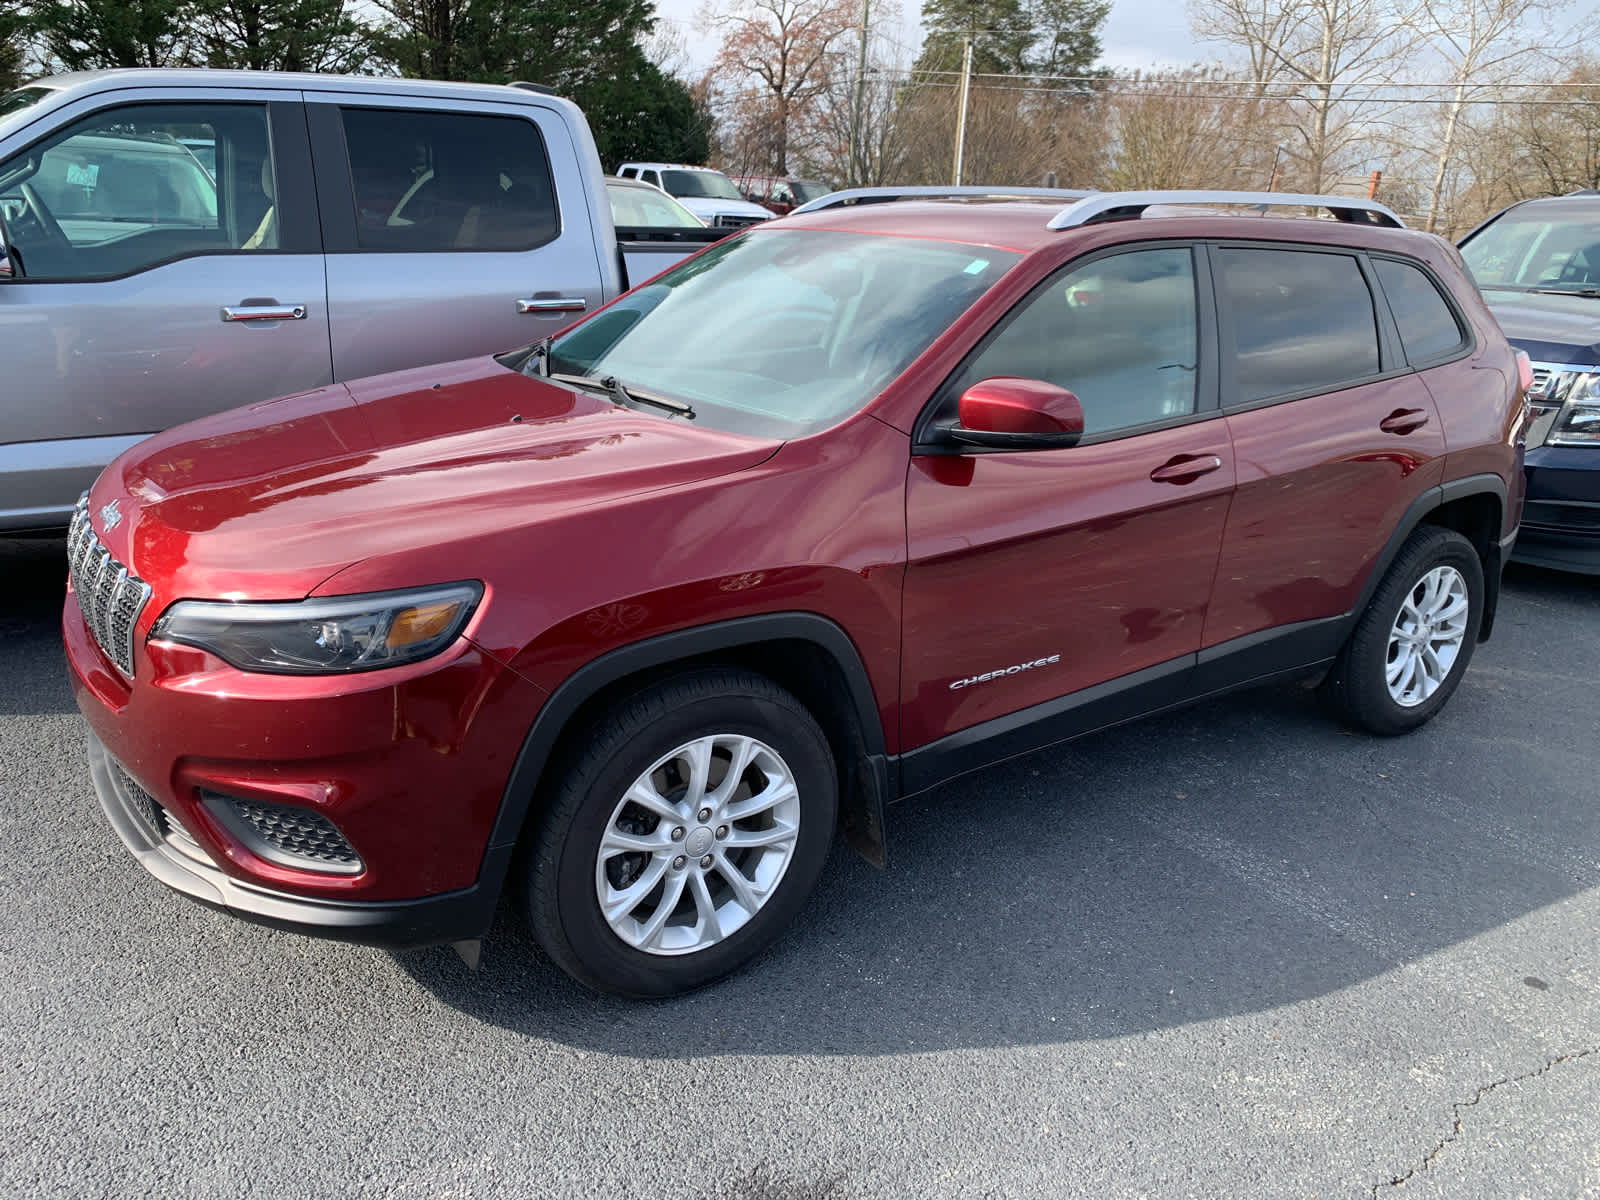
[1547,371,1600,447]
[150,583,482,674]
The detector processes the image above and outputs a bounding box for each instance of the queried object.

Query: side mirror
[949,377,1085,449]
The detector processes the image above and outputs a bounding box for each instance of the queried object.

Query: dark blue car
[1460,191,1600,574]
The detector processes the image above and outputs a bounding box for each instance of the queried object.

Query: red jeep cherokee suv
[65,189,1526,997]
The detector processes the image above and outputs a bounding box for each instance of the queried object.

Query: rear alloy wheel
[522,670,836,997]
[1322,525,1484,736]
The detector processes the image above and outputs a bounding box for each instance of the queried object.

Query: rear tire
[521,669,836,997]
[1321,525,1484,736]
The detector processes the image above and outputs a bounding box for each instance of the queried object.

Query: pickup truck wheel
[1322,525,1483,736]
[521,669,837,997]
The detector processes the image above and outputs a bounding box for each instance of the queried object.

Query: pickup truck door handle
[1379,407,1430,435]
[222,303,307,323]
[517,296,588,315]
[1149,454,1223,484]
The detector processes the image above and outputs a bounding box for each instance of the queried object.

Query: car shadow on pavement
[393,559,1600,1056]
[0,538,75,717]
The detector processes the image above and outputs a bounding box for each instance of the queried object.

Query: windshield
[542,229,1018,438]
[1461,207,1600,293]
[792,180,830,203]
[0,87,51,123]
[608,182,702,228]
[662,170,744,201]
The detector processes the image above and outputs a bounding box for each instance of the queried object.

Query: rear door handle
[1379,407,1430,435]
[222,303,306,322]
[1150,454,1223,484]
[516,296,587,315]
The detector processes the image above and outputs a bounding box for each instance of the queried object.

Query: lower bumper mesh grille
[202,792,363,875]
[112,762,208,863]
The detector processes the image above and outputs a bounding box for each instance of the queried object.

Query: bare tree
[700,0,859,174]
[1105,68,1289,189]
[1405,0,1574,230]
[1189,0,1416,192]
[801,0,912,185]
[889,74,1105,187]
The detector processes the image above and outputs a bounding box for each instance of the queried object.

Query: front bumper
[1512,445,1600,574]
[64,575,548,945]
[87,730,496,947]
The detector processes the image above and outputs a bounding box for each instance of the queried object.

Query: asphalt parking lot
[1,536,1596,1199]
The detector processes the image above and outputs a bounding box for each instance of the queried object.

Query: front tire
[521,669,837,997]
[1322,525,1484,736]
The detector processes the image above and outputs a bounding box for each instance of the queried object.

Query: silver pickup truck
[0,69,725,531]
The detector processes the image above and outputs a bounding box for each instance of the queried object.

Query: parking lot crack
[1370,1047,1597,1196]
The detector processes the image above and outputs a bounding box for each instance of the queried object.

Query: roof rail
[792,185,1096,216]
[1046,190,1405,230]
[509,80,557,95]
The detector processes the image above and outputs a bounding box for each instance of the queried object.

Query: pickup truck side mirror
[948,376,1085,450]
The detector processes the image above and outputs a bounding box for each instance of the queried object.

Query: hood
[675,196,772,222]
[96,357,779,601]
[1479,287,1600,364]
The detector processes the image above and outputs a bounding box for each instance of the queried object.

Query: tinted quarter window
[1375,258,1464,362]
[1219,248,1379,403]
[341,108,557,253]
[954,247,1199,435]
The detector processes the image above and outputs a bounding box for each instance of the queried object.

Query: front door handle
[1379,407,1430,435]
[516,296,588,315]
[1150,454,1223,485]
[222,303,307,323]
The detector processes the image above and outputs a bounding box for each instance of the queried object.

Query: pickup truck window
[0,103,275,281]
[548,229,1017,439]
[340,108,559,253]
[661,170,744,201]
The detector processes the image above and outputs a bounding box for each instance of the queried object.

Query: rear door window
[1374,258,1466,363]
[1217,248,1380,403]
[340,108,558,252]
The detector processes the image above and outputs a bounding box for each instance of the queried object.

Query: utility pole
[952,37,973,186]
[849,0,870,186]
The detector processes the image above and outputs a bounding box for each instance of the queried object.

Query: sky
[653,0,1600,77]
[654,0,1222,75]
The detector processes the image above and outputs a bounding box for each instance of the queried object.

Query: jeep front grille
[67,493,151,677]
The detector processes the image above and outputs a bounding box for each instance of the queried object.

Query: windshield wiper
[496,336,553,377]
[547,372,695,419]
[523,336,554,376]
[1531,286,1600,298]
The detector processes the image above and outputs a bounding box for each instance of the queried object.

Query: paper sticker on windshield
[66,162,99,188]
[964,258,990,275]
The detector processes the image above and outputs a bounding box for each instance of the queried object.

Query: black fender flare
[1354,473,1509,640]
[474,612,892,908]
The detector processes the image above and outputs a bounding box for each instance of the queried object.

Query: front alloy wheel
[522,669,836,997]
[597,733,801,955]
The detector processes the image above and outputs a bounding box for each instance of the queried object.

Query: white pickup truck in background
[0,69,728,531]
